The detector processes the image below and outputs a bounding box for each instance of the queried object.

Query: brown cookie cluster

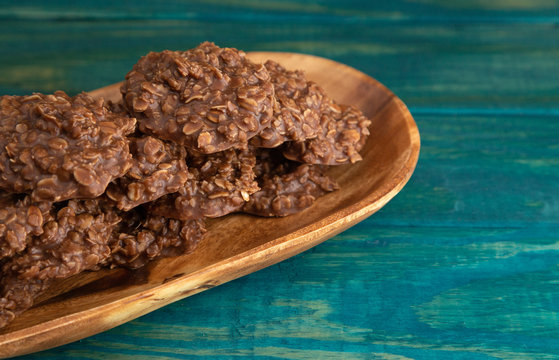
[109,208,205,269]
[0,42,372,329]
[0,198,120,327]
[149,148,260,220]
[243,149,339,217]
[106,136,189,211]
[0,92,136,202]
[250,60,323,148]
[122,42,274,153]
[0,193,52,261]
[283,103,371,164]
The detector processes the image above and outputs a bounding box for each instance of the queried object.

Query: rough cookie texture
[0,193,52,261]
[0,42,375,330]
[109,208,205,269]
[150,148,259,220]
[106,136,189,211]
[283,102,371,165]
[0,199,120,328]
[0,92,136,202]
[122,42,274,153]
[251,60,323,148]
[243,149,339,217]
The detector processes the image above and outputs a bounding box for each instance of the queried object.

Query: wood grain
[0,52,419,358]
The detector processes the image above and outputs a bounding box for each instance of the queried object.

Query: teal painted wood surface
[1,0,558,358]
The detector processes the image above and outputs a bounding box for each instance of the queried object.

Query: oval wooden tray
[0,52,420,358]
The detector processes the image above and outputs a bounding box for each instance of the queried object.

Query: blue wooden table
[2,1,559,358]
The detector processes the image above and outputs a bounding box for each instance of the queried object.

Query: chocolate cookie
[0,193,52,261]
[283,102,371,165]
[0,198,120,328]
[122,42,274,153]
[251,60,323,148]
[0,92,136,202]
[106,136,189,211]
[150,148,259,220]
[109,208,205,269]
[243,149,339,217]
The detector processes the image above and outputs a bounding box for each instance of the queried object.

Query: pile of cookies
[0,42,371,328]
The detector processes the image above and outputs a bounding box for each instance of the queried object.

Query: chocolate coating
[0,198,120,328]
[106,136,189,211]
[109,208,205,269]
[283,102,371,165]
[0,199,205,327]
[0,193,52,261]
[243,149,339,217]
[122,42,274,153]
[150,148,259,220]
[0,92,136,202]
[251,60,323,148]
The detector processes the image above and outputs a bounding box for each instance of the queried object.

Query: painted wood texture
[1,0,558,359]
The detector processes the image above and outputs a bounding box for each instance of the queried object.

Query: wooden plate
[0,52,420,358]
